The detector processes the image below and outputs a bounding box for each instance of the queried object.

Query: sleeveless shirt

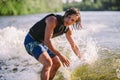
[29,14,69,43]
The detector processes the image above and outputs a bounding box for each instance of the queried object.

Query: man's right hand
[57,54,70,67]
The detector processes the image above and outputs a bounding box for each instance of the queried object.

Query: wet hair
[64,7,82,29]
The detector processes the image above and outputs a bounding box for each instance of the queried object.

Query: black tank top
[29,14,69,43]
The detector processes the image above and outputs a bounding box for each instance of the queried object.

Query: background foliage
[0,0,63,15]
[0,0,120,16]
[63,0,120,11]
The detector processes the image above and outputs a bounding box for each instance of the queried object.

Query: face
[64,14,79,26]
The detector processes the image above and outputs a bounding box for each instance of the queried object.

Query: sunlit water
[0,11,120,80]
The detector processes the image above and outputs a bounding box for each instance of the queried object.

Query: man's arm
[44,16,70,67]
[44,16,59,55]
[66,28,82,59]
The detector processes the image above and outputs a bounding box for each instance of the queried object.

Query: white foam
[0,26,41,80]
[52,25,99,80]
[0,25,99,80]
[0,27,33,59]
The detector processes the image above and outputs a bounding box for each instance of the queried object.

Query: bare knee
[56,61,61,67]
[53,59,61,68]
[49,59,61,80]
[44,59,53,69]
[38,52,53,69]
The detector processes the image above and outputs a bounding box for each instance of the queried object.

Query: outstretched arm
[66,28,82,59]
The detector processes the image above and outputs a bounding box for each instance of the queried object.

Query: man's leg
[49,56,61,80]
[38,52,53,80]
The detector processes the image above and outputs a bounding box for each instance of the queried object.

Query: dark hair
[64,7,82,29]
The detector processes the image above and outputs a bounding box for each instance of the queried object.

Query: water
[0,11,120,80]
[82,11,120,49]
[0,11,119,49]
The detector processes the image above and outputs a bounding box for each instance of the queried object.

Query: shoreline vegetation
[63,0,120,11]
[0,0,120,16]
[0,0,63,16]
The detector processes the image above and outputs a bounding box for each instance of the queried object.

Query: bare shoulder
[46,15,57,25]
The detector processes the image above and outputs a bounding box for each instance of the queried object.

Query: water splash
[0,25,99,80]
[0,27,26,60]
[70,25,99,65]
[0,26,42,80]
[53,24,100,80]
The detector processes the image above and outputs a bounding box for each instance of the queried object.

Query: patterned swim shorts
[24,34,55,60]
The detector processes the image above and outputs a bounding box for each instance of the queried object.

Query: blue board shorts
[24,33,56,60]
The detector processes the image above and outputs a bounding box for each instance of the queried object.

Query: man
[24,7,82,80]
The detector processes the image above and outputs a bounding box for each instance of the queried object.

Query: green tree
[63,0,120,11]
[0,0,63,15]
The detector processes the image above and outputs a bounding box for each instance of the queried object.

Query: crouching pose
[24,7,82,80]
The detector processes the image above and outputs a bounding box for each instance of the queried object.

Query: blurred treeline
[63,0,120,11]
[0,0,120,16]
[0,0,62,15]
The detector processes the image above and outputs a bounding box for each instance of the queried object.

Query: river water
[0,11,120,80]
[0,11,120,49]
